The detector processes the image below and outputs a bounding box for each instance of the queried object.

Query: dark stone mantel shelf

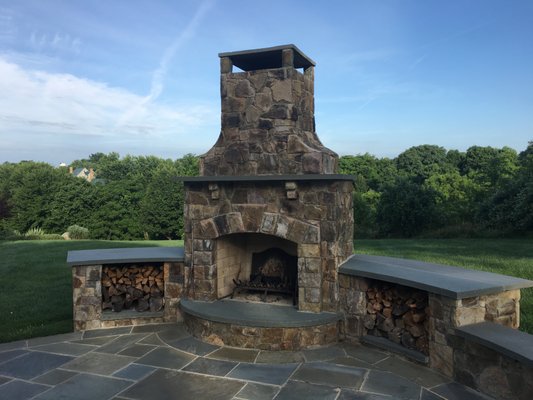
[180,174,355,184]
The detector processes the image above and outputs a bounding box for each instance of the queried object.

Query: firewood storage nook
[68,46,533,399]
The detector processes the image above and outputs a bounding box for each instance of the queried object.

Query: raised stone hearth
[181,299,341,350]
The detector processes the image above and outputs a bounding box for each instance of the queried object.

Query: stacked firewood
[364,283,429,355]
[101,265,164,313]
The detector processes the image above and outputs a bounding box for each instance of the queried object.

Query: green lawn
[354,238,533,333]
[0,238,532,343]
[0,240,182,343]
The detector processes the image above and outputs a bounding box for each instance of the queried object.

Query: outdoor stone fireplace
[67,44,533,399]
[182,44,354,314]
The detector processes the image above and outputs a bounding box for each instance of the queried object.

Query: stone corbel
[285,181,298,199]
[208,183,219,200]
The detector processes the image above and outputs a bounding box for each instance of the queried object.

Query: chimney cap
[219,44,315,71]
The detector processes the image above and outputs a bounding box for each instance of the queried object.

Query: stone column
[282,48,294,68]
[72,265,102,331]
[220,56,232,74]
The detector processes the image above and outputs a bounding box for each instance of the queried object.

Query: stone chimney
[69,166,74,174]
[200,44,338,176]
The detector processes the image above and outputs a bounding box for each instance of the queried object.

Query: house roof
[72,167,88,177]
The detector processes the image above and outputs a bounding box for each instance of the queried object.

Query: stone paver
[375,355,450,387]
[30,342,96,357]
[113,364,156,381]
[235,382,280,400]
[228,363,298,385]
[0,351,73,379]
[0,349,27,364]
[32,368,78,385]
[255,350,305,364]
[432,382,495,400]
[182,357,237,376]
[208,347,259,363]
[117,344,157,358]
[61,352,135,375]
[362,370,422,400]
[121,369,244,400]
[302,345,346,361]
[337,390,392,399]
[169,336,219,356]
[291,361,366,389]
[0,322,496,400]
[340,343,389,364]
[135,346,195,370]
[0,379,50,399]
[274,380,340,400]
[95,333,148,354]
[34,373,132,400]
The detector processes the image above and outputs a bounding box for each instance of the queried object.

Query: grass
[0,240,182,343]
[1,238,531,343]
[354,238,533,333]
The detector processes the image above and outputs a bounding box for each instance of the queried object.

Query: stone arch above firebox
[192,211,320,245]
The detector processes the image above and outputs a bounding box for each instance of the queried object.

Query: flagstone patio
[0,323,494,400]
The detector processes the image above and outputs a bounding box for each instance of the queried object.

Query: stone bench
[67,247,185,331]
[456,321,533,366]
[338,254,533,400]
[453,321,533,399]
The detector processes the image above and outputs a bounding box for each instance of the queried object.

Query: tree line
[0,143,531,240]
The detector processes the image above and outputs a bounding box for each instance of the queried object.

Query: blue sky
[0,0,532,164]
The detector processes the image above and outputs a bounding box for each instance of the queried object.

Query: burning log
[102,265,164,313]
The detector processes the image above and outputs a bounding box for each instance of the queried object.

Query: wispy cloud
[117,0,213,127]
[0,7,17,41]
[0,57,218,162]
[29,31,81,53]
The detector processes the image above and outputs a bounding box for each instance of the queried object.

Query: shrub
[24,227,46,240]
[40,234,64,240]
[0,228,22,240]
[67,225,89,239]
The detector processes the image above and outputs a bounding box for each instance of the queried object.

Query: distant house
[69,167,96,182]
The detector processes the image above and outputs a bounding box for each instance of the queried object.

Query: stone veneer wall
[184,179,354,312]
[184,314,339,351]
[200,64,338,176]
[72,262,185,331]
[428,290,519,375]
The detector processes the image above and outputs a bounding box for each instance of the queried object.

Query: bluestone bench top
[339,254,533,299]
[456,322,533,366]
[67,246,184,266]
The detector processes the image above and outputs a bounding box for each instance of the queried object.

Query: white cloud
[117,0,213,127]
[0,57,218,161]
